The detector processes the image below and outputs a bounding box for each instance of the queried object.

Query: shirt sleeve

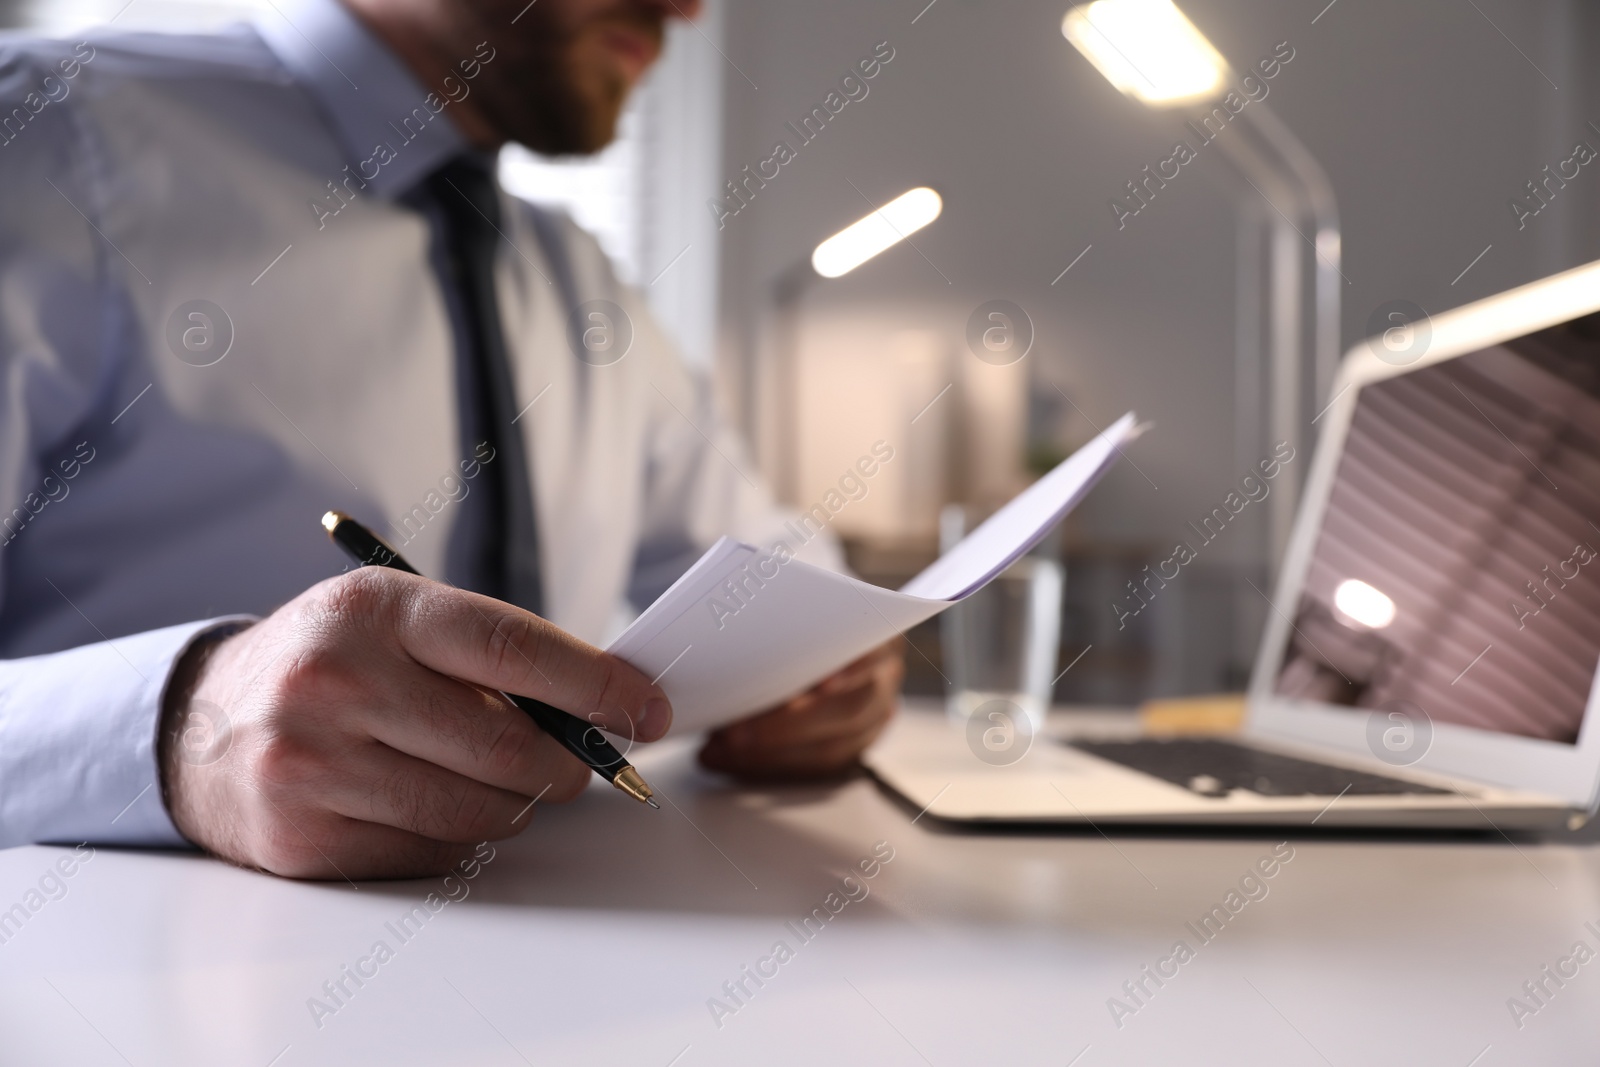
[0,617,253,849]
[0,46,203,851]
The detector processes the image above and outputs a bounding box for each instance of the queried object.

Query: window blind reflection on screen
[1274,317,1600,744]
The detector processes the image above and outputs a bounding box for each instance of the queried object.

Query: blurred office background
[8,0,1599,704]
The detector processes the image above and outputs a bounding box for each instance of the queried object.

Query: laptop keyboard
[1067,737,1452,798]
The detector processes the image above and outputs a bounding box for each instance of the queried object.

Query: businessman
[0,0,903,878]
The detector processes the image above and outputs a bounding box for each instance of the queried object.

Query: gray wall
[710,0,1600,697]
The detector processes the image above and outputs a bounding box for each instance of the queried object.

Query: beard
[455,1,663,157]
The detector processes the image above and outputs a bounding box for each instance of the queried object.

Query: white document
[608,412,1141,734]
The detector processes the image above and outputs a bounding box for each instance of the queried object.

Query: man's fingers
[732,650,902,747]
[711,654,899,752]
[353,670,592,798]
[724,680,887,748]
[816,642,901,695]
[253,815,480,881]
[377,573,672,740]
[325,742,583,843]
[700,731,878,779]
[698,640,902,780]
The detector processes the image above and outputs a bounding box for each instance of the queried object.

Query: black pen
[321,510,659,809]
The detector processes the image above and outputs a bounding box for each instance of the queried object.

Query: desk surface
[3,706,1599,1066]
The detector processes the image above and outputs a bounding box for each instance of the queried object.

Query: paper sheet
[608,412,1139,734]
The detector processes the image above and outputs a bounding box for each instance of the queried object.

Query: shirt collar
[253,0,469,198]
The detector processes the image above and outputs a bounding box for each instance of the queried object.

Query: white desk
[3,706,1599,1065]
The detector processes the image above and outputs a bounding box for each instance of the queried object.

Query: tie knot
[426,155,501,231]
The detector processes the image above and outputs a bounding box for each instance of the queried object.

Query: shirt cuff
[0,616,255,850]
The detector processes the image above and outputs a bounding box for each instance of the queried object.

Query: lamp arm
[767,257,819,502]
[1201,101,1342,566]
[1240,103,1342,405]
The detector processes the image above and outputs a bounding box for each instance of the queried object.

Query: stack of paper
[608,412,1140,733]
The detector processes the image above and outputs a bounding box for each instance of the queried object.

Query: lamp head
[1062,0,1229,108]
[811,187,943,279]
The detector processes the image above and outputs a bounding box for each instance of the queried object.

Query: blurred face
[447,0,697,154]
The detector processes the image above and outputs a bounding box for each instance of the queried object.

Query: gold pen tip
[321,510,347,536]
[613,766,657,807]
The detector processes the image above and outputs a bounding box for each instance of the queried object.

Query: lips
[599,24,660,78]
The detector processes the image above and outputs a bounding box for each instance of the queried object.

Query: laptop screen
[1273,315,1600,744]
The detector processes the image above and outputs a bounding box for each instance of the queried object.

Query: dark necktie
[420,156,544,615]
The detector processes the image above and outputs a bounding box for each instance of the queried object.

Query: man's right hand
[158,568,672,880]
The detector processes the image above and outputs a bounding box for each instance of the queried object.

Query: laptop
[867,260,1600,830]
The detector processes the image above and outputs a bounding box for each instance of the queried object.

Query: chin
[492,51,632,157]
[567,84,630,155]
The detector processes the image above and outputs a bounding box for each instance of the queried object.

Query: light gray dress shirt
[0,0,835,850]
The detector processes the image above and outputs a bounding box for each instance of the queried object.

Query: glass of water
[940,547,1064,733]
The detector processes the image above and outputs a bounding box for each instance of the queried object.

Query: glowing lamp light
[811,187,942,279]
[1061,0,1229,107]
[1333,578,1396,630]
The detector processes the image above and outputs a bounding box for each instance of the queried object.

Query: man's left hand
[697,640,904,779]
